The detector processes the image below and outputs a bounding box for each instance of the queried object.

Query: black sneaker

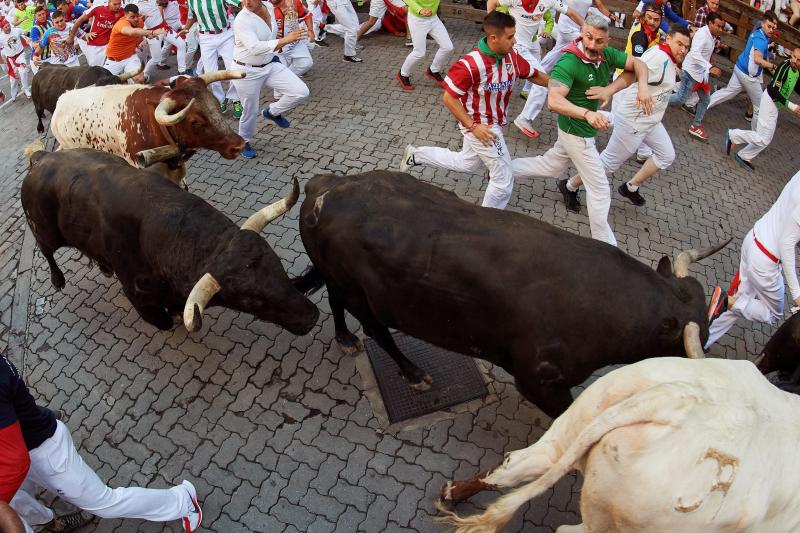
[617,183,645,206]
[46,511,92,532]
[156,64,171,71]
[342,55,363,63]
[396,71,414,90]
[425,67,445,87]
[681,104,695,116]
[556,178,580,213]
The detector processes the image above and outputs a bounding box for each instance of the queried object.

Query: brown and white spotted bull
[438,357,800,533]
[49,71,246,186]
[32,63,140,134]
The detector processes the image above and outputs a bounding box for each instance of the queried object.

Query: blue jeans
[669,70,710,126]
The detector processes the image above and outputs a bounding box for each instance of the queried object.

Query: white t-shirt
[137,0,165,29]
[682,24,714,83]
[557,0,590,35]
[0,1,15,24]
[753,171,800,300]
[614,46,677,129]
[499,0,568,45]
[0,26,25,57]
[42,25,79,64]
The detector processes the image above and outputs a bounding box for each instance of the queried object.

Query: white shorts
[103,54,142,76]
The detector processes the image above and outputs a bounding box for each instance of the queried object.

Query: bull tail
[291,265,326,296]
[23,139,47,165]
[436,382,699,533]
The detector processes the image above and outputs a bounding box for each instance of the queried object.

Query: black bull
[296,171,728,418]
[32,64,134,134]
[21,148,319,335]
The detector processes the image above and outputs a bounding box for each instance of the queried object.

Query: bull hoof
[51,271,66,291]
[336,332,363,355]
[408,370,433,392]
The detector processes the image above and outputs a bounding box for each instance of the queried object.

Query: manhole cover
[365,333,488,424]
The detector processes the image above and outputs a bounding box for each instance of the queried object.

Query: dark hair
[668,23,691,37]
[123,3,138,13]
[706,11,720,24]
[33,5,45,12]
[643,3,662,15]
[483,10,515,35]
[763,11,778,23]
[51,11,63,19]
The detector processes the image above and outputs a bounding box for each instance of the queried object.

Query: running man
[400,11,549,209]
[511,14,652,246]
[396,0,452,89]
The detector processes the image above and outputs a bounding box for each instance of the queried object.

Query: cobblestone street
[2,15,800,532]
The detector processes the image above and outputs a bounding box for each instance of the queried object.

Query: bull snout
[282,299,320,336]
[221,136,246,159]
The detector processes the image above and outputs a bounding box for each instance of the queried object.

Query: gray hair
[584,13,609,31]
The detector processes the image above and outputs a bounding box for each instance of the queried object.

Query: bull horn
[135,145,182,167]
[753,353,767,370]
[241,178,300,233]
[673,238,732,278]
[154,97,196,126]
[683,322,704,359]
[198,70,246,85]
[183,273,221,333]
[118,65,143,82]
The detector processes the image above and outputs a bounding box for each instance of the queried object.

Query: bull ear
[656,256,673,278]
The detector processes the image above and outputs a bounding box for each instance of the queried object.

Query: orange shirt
[105,17,142,60]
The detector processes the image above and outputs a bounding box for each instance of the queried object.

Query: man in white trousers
[66,0,123,66]
[273,0,315,76]
[357,0,406,39]
[231,0,309,158]
[0,354,202,533]
[705,171,800,348]
[488,0,584,138]
[396,0,452,89]
[0,19,30,100]
[185,0,242,116]
[707,12,778,122]
[511,14,651,246]
[157,0,191,73]
[568,23,689,207]
[400,11,549,209]
[724,47,800,170]
[138,0,188,80]
[326,0,361,62]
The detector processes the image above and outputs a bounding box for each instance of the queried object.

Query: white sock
[566,179,578,192]
[626,182,639,192]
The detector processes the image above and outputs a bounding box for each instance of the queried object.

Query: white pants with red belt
[4,51,30,98]
[730,89,779,162]
[144,31,187,79]
[9,421,192,527]
[198,28,238,102]
[705,229,784,348]
[157,30,189,73]
[412,124,515,209]
[512,128,617,245]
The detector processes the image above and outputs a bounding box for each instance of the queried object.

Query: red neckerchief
[657,41,679,66]
[562,38,604,65]
[521,0,540,12]
[641,20,658,44]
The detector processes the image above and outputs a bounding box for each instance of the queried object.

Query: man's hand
[636,88,653,115]
[709,66,722,77]
[83,31,95,40]
[586,85,614,109]
[585,110,609,132]
[470,123,496,146]
[176,28,188,36]
[66,35,74,46]
[541,31,551,39]
[286,28,306,43]
[419,8,432,15]
[33,56,41,65]
[153,27,167,36]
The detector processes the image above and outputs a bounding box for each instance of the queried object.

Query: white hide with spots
[50,84,148,167]
[441,357,800,532]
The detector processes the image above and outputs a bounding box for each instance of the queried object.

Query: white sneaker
[181,480,202,532]
[399,144,416,172]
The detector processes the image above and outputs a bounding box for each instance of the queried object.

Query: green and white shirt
[186,0,230,33]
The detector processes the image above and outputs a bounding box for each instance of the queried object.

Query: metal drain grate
[365,333,488,424]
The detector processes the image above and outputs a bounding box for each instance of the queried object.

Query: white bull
[438,357,797,532]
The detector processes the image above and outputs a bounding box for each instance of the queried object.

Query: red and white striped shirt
[444,47,535,128]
